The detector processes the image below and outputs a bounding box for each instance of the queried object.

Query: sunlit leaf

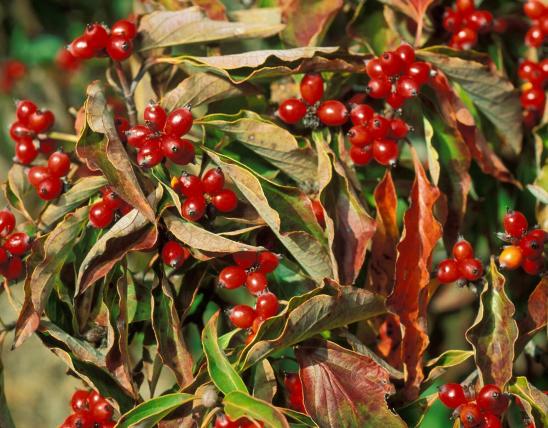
[223,390,290,428]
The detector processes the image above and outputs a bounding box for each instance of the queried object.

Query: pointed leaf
[223,391,290,428]
[516,277,547,353]
[424,350,474,385]
[116,393,194,428]
[507,377,548,428]
[4,164,43,223]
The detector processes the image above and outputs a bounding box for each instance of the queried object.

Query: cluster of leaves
[0,0,546,427]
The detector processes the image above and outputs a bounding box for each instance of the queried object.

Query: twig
[47,131,79,143]
[114,61,137,126]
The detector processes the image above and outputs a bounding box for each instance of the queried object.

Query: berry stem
[47,131,79,143]
[113,61,137,126]
[414,18,424,48]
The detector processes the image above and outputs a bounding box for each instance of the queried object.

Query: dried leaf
[516,277,547,354]
[253,359,277,403]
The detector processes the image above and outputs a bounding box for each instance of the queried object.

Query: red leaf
[387,147,442,400]
[296,339,406,428]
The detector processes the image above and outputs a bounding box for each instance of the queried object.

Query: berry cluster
[27,151,70,201]
[436,238,484,285]
[172,168,238,222]
[88,187,133,229]
[284,373,305,413]
[518,60,547,128]
[0,59,26,93]
[126,104,195,168]
[214,413,264,428]
[68,19,137,62]
[438,383,509,428]
[443,0,494,49]
[0,210,30,280]
[9,100,57,165]
[60,389,115,428]
[220,251,280,342]
[278,73,349,128]
[523,0,548,48]
[56,47,82,72]
[161,239,190,269]
[348,105,412,166]
[497,210,546,275]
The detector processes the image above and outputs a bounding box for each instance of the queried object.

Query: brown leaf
[387,147,442,400]
[465,258,519,388]
[365,170,399,296]
[516,277,547,355]
[77,81,156,223]
[4,164,43,224]
[280,0,343,47]
[296,339,406,428]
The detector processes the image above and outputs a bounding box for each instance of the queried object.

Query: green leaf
[4,164,43,223]
[202,311,247,395]
[465,258,519,388]
[116,393,194,428]
[396,393,438,428]
[223,391,290,428]
[423,350,474,385]
[507,377,548,428]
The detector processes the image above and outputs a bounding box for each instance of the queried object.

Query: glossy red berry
[368,115,390,139]
[468,10,493,33]
[373,139,398,166]
[257,251,279,273]
[202,168,225,195]
[233,251,258,269]
[56,48,81,72]
[367,76,391,99]
[89,201,115,228]
[503,211,528,238]
[137,143,163,168]
[443,9,462,32]
[164,107,193,137]
[387,91,405,109]
[48,151,71,177]
[161,136,195,165]
[219,266,247,289]
[69,36,95,59]
[278,98,307,124]
[246,272,268,295]
[525,26,544,48]
[396,76,419,98]
[16,100,37,124]
[348,125,372,147]
[452,239,474,261]
[395,44,415,68]
[230,304,256,329]
[144,103,167,131]
[101,187,123,210]
[70,390,90,412]
[438,383,467,409]
[482,413,502,428]
[458,258,483,281]
[0,210,16,238]
[459,403,483,428]
[4,232,31,255]
[126,125,153,149]
[521,256,544,275]
[38,176,63,201]
[477,384,509,416]
[389,118,410,139]
[87,390,102,407]
[456,0,475,14]
[256,292,279,319]
[27,110,54,133]
[0,256,23,280]
[407,62,432,86]
[528,228,547,243]
[106,36,133,61]
[520,233,544,259]
[521,88,546,111]
[115,116,130,141]
[211,189,238,213]
[178,174,204,198]
[181,195,206,221]
[91,398,114,422]
[214,413,239,428]
[83,23,109,51]
[350,104,374,126]
[524,1,546,20]
[350,145,373,165]
[380,52,405,76]
[111,19,137,39]
[366,58,385,79]
[15,138,38,165]
[9,122,31,142]
[437,259,461,284]
[317,100,348,126]
[300,74,324,105]
[161,240,189,269]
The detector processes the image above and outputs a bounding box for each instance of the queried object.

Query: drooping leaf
[223,391,290,428]
[507,377,548,428]
[202,311,247,395]
[4,164,43,223]
[279,0,343,47]
[423,349,474,385]
[465,258,519,388]
[116,393,195,428]
[139,7,284,50]
[296,339,406,428]
[77,81,156,223]
[516,277,547,354]
[387,147,442,400]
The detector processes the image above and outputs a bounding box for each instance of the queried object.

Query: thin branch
[114,61,138,126]
[48,131,79,143]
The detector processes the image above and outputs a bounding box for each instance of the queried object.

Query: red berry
[15,138,38,164]
[458,258,483,281]
[246,271,268,295]
[48,151,71,177]
[525,26,545,48]
[477,384,509,416]
[348,125,372,147]
[181,196,206,222]
[111,19,137,40]
[278,98,307,124]
[126,125,153,149]
[437,259,461,284]
[317,100,348,126]
[407,62,432,86]
[136,143,163,168]
[91,398,114,422]
[256,292,279,319]
[0,248,8,265]
[257,251,279,273]
[387,91,406,109]
[350,104,374,126]
[524,1,546,20]
[38,138,56,156]
[438,383,468,409]
[219,266,247,289]
[89,201,115,228]
[16,100,37,124]
[144,103,167,131]
[9,122,32,142]
[522,256,544,275]
[233,252,258,269]
[87,390,102,406]
[0,210,16,238]
[115,116,130,142]
[367,76,391,99]
[27,110,55,134]
[160,136,195,165]
[521,88,546,111]
[503,210,528,238]
[37,177,63,201]
[4,232,31,255]
[456,0,475,14]
[396,76,419,98]
[83,23,109,51]
[211,189,238,213]
[164,107,193,137]
[498,245,523,270]
[519,60,541,82]
[178,174,204,198]
[366,58,385,79]
[482,413,502,428]
[389,118,410,139]
[69,36,95,59]
[161,240,189,268]
[202,168,225,195]
[251,316,264,333]
[443,8,462,32]
[350,145,373,165]
[0,256,23,280]
[101,187,123,210]
[468,10,493,33]
[372,139,398,166]
[528,228,547,243]
[284,373,302,394]
[452,239,474,261]
[56,48,81,72]
[380,52,405,76]
[520,233,544,259]
[395,44,415,68]
[106,36,133,61]
[368,115,390,139]
[459,403,483,428]
[300,73,324,105]
[214,414,239,428]
[230,304,256,329]
[71,390,90,412]
[62,412,94,428]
